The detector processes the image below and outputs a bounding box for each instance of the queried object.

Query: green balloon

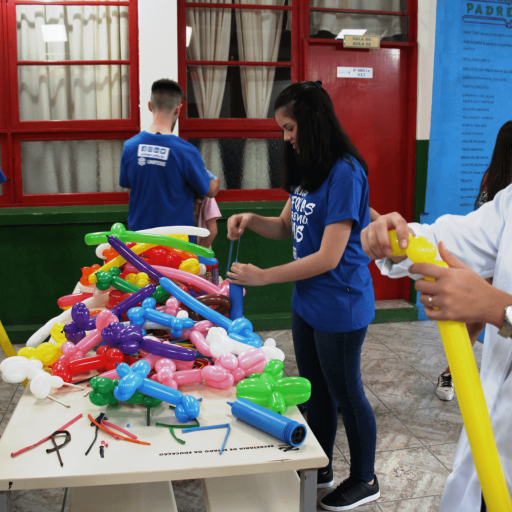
[89,377,118,406]
[236,378,272,407]
[264,360,284,380]
[268,391,287,414]
[85,222,215,258]
[274,377,312,406]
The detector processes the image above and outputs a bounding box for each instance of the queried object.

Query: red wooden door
[305,44,417,300]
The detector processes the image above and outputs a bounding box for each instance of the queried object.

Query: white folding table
[0,381,327,511]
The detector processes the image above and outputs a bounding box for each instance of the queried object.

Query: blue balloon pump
[227,398,307,447]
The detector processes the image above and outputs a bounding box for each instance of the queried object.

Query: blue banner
[425,0,512,222]
[418,0,512,318]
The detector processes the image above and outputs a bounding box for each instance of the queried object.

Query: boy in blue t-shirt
[120,79,219,231]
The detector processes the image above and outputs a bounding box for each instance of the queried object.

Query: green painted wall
[0,202,294,343]
[410,139,430,304]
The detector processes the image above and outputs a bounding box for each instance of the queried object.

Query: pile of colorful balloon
[1,223,310,424]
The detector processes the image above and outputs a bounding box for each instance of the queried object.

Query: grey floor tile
[361,359,423,386]
[361,339,399,361]
[364,386,390,415]
[411,364,447,386]
[0,381,18,416]
[375,447,449,501]
[428,443,458,472]
[379,340,448,368]
[367,378,455,412]
[336,412,422,455]
[173,479,207,512]
[7,488,66,512]
[379,494,441,511]
[394,404,463,446]
[369,321,441,345]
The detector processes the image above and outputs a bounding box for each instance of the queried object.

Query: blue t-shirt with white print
[291,156,375,332]
[120,132,210,231]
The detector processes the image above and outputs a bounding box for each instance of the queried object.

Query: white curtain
[187,1,232,189]
[16,4,129,193]
[310,0,404,40]
[21,140,125,194]
[235,0,285,189]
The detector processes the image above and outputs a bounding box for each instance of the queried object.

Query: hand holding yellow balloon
[388,230,512,512]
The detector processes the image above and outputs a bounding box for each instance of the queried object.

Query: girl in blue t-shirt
[226,81,378,511]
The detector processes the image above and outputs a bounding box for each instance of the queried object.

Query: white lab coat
[376,184,512,512]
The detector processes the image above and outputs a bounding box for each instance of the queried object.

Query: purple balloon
[64,303,97,344]
[102,323,144,354]
[140,338,197,361]
[108,236,164,283]
[111,284,156,316]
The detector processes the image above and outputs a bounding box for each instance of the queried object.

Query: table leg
[299,469,317,512]
[0,491,10,512]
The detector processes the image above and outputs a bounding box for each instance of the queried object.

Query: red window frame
[0,0,140,207]
[178,0,417,202]
[178,0,299,202]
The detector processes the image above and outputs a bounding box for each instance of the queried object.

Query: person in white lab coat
[360,186,512,512]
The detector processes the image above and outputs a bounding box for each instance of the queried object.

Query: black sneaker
[317,467,334,488]
[320,475,380,511]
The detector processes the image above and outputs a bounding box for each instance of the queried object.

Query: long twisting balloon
[388,230,512,512]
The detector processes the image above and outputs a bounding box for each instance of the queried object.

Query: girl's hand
[227,213,253,241]
[226,262,267,286]
[361,212,414,262]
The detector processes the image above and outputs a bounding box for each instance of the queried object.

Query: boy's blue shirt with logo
[291,156,375,332]
[120,132,210,231]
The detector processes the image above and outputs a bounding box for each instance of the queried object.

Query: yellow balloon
[179,258,200,275]
[170,234,189,242]
[126,272,150,288]
[50,322,67,344]
[388,231,512,512]
[18,340,64,366]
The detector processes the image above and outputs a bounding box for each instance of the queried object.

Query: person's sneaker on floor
[320,475,380,511]
[317,467,334,488]
[436,372,454,401]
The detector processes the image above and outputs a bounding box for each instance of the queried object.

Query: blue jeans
[291,309,377,482]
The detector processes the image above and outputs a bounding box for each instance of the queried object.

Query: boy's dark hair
[150,79,184,114]
[274,81,368,193]
[475,120,512,208]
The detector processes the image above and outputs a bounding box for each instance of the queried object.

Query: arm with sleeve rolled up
[365,187,509,281]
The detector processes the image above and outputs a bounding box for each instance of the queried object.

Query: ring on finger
[428,295,433,306]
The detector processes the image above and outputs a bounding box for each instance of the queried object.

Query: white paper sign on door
[337,67,373,79]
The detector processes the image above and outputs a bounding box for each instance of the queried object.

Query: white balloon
[199,264,207,276]
[261,345,285,363]
[0,357,43,384]
[177,310,189,319]
[30,373,52,399]
[49,375,64,389]
[264,338,277,348]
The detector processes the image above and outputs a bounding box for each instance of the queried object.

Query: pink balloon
[217,353,238,371]
[155,358,176,373]
[174,369,202,386]
[232,367,246,383]
[238,348,266,372]
[189,331,212,357]
[174,360,194,371]
[202,365,229,382]
[205,374,234,390]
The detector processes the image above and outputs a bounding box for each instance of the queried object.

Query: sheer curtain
[235,0,285,189]
[187,1,232,189]
[17,4,129,193]
[310,0,404,40]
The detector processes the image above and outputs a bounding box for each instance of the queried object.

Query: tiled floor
[0,320,480,511]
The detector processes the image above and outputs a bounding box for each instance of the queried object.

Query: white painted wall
[416,0,437,140]
[138,0,179,133]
